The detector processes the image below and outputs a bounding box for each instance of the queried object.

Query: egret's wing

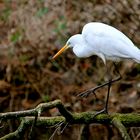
[82,22,134,47]
[82,22,138,60]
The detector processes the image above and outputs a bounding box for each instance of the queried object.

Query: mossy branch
[0,100,73,120]
[0,100,140,140]
[112,117,131,140]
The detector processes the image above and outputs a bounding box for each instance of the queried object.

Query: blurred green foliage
[10,31,22,44]
[36,7,49,18]
[19,54,30,63]
[0,0,12,21]
[42,95,50,102]
[53,18,67,45]
[0,8,11,21]
[13,70,25,85]
[54,16,66,32]
[135,65,140,73]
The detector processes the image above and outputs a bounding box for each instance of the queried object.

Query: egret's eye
[67,42,71,47]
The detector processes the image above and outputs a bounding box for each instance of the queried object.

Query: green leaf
[36,7,48,17]
[0,8,11,21]
[19,54,30,63]
[59,22,66,30]
[42,95,50,102]
[10,31,22,43]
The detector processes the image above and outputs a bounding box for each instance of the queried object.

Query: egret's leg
[77,63,121,115]
[103,63,112,113]
[93,62,121,115]
[103,78,112,113]
[78,63,121,98]
[84,80,112,117]
[77,74,121,98]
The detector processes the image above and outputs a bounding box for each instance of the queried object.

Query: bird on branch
[52,22,140,116]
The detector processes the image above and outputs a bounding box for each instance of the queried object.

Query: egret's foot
[77,87,98,98]
[54,121,69,134]
[49,121,69,140]
[59,122,69,134]
[94,108,108,118]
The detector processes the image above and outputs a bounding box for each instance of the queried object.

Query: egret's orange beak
[52,45,69,59]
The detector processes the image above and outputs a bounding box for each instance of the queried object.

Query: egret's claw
[49,126,60,140]
[77,91,90,98]
[49,121,69,140]
[93,108,108,118]
[77,88,97,99]
[49,121,63,140]
[60,122,69,134]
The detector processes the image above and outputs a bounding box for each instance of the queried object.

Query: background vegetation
[0,0,140,139]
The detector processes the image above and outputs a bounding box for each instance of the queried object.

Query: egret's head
[52,34,82,59]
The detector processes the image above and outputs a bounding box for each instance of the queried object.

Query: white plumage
[53,22,140,65]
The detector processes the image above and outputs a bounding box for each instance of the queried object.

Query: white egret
[52,22,140,115]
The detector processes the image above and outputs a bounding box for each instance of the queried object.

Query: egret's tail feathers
[133,58,140,63]
[133,48,140,63]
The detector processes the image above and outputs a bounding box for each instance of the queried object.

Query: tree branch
[112,117,131,140]
[0,100,140,140]
[0,100,73,120]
